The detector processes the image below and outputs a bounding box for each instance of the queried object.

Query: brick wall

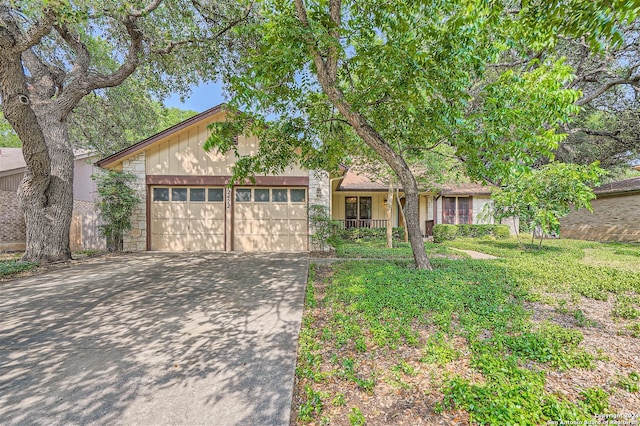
[120,153,147,251]
[0,190,26,250]
[560,192,640,243]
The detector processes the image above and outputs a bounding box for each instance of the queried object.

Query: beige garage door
[151,186,226,251]
[234,187,308,252]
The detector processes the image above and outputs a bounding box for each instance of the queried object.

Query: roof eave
[96,103,227,168]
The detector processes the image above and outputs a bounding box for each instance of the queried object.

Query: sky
[164,81,227,113]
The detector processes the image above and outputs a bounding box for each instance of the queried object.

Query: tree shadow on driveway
[0,252,308,425]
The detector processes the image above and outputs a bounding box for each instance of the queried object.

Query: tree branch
[8,7,56,53]
[576,74,640,106]
[56,16,143,115]
[129,0,164,18]
[54,24,91,78]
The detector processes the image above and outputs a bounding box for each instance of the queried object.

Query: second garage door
[234,187,308,252]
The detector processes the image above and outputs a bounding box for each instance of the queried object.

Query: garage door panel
[151,204,172,219]
[152,218,190,235]
[251,236,271,251]
[190,203,224,219]
[289,234,307,251]
[270,235,290,251]
[269,220,289,236]
[152,233,188,251]
[234,235,253,252]
[169,204,188,219]
[232,187,308,252]
[189,218,224,235]
[270,205,289,219]
[253,219,271,236]
[288,220,306,234]
[234,204,254,220]
[189,234,225,251]
[234,219,252,236]
[289,205,307,219]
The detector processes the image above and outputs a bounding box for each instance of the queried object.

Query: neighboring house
[560,176,640,243]
[96,104,325,252]
[0,147,105,251]
[331,169,514,237]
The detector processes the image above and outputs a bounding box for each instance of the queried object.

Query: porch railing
[338,219,388,229]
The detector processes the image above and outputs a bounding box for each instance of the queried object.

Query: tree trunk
[294,0,431,269]
[386,181,393,248]
[396,188,409,242]
[18,106,74,263]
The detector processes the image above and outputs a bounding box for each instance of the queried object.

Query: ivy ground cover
[292,238,640,425]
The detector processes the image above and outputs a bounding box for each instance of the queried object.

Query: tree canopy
[206,0,640,268]
[0,0,248,262]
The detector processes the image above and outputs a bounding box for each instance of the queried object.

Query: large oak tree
[0,0,247,263]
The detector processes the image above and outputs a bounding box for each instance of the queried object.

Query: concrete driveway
[0,252,309,425]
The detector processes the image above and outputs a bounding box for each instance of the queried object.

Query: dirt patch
[526,296,640,413]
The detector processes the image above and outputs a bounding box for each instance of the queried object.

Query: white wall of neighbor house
[121,152,147,252]
[472,196,493,224]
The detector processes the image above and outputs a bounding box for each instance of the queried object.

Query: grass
[295,237,640,424]
[333,240,456,259]
[0,259,38,278]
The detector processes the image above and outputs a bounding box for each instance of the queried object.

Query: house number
[226,188,232,209]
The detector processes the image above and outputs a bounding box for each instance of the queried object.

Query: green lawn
[294,237,640,425]
[0,258,37,279]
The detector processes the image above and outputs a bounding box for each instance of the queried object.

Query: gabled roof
[594,177,640,196]
[337,170,388,191]
[96,103,226,168]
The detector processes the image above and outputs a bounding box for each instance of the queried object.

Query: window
[290,188,306,203]
[236,188,252,202]
[190,188,205,202]
[443,197,456,224]
[208,188,224,202]
[345,196,372,227]
[359,197,372,220]
[345,197,358,220]
[272,189,288,202]
[254,188,270,202]
[172,188,188,202]
[458,197,470,224]
[442,196,472,224]
[153,188,169,201]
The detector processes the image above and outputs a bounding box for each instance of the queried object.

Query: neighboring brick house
[560,176,640,243]
[0,147,105,251]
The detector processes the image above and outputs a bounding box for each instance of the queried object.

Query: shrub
[309,204,340,250]
[494,225,511,239]
[448,224,510,239]
[339,226,405,242]
[433,224,458,243]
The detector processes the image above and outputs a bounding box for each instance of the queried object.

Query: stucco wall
[121,152,147,251]
[0,190,25,250]
[560,192,640,243]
